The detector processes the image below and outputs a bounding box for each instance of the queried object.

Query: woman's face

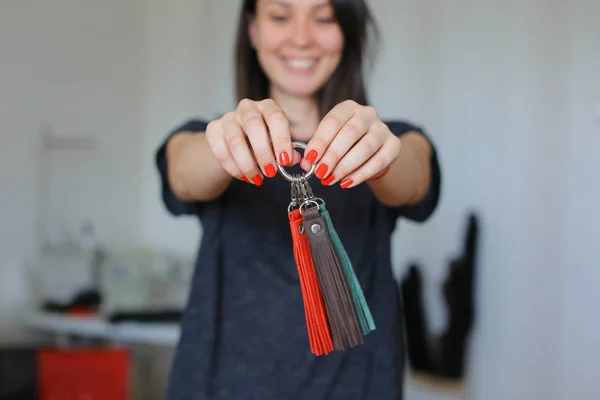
[250,0,344,98]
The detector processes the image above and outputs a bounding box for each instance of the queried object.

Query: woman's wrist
[367,133,432,207]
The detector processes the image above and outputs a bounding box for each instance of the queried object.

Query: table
[21,310,180,346]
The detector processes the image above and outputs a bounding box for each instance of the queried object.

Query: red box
[37,347,130,400]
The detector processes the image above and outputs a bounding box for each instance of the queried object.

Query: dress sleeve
[155,119,210,217]
[383,120,442,223]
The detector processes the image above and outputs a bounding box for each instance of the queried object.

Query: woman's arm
[367,131,433,208]
[166,131,233,202]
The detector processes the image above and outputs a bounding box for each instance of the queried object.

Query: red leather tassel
[289,209,333,356]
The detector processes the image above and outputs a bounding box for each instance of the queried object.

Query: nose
[291,18,312,47]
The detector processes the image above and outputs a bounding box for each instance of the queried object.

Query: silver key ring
[277,141,317,182]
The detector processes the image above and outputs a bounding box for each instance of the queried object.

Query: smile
[283,58,318,73]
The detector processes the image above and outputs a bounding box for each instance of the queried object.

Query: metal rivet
[311,224,322,234]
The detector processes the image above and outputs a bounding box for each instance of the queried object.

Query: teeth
[287,59,314,69]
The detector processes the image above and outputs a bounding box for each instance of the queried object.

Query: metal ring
[277,142,317,182]
[299,199,321,214]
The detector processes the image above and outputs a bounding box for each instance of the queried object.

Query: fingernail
[252,175,263,186]
[340,178,353,189]
[305,149,318,164]
[315,164,329,179]
[321,175,335,186]
[242,176,250,183]
[264,164,276,178]
[279,151,290,166]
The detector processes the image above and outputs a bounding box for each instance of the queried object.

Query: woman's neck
[269,86,319,142]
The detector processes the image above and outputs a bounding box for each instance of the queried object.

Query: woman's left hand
[302,100,401,188]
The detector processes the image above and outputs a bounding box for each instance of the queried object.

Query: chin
[280,82,322,98]
[273,71,333,98]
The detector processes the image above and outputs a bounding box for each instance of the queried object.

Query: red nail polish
[242,176,250,183]
[321,175,335,186]
[305,149,318,164]
[279,151,290,166]
[252,175,263,186]
[315,164,329,179]
[264,164,276,178]
[340,178,353,189]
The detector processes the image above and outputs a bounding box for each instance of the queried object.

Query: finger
[300,158,312,172]
[332,135,401,189]
[272,150,302,177]
[304,100,357,165]
[276,150,301,168]
[291,149,302,166]
[205,120,247,182]
[237,100,277,179]
[319,127,383,186]
[222,112,264,186]
[312,113,370,180]
[257,99,293,167]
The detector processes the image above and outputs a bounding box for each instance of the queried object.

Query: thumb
[300,158,312,172]
[288,149,302,166]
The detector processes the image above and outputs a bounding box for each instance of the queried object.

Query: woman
[155,0,441,399]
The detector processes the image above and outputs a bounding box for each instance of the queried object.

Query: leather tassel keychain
[279,142,375,354]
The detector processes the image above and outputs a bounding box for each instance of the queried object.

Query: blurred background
[0,0,598,399]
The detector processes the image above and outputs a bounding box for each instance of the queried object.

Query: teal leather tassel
[319,203,376,335]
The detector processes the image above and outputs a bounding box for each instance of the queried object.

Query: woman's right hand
[205,98,299,186]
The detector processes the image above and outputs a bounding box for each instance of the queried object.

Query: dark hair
[235,0,380,119]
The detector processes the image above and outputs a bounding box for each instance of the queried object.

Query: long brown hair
[235,0,380,119]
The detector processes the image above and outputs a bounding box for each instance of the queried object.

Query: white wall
[371,1,599,399]
[140,0,237,256]
[1,0,598,398]
[140,0,244,256]
[561,1,600,397]
[0,0,146,342]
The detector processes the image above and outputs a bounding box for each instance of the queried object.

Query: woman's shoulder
[169,118,211,134]
[382,119,426,136]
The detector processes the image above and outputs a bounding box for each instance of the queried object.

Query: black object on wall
[400,213,478,381]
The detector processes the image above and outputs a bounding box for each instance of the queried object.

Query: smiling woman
[156,0,441,399]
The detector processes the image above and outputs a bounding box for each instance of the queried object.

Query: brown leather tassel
[302,206,363,351]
